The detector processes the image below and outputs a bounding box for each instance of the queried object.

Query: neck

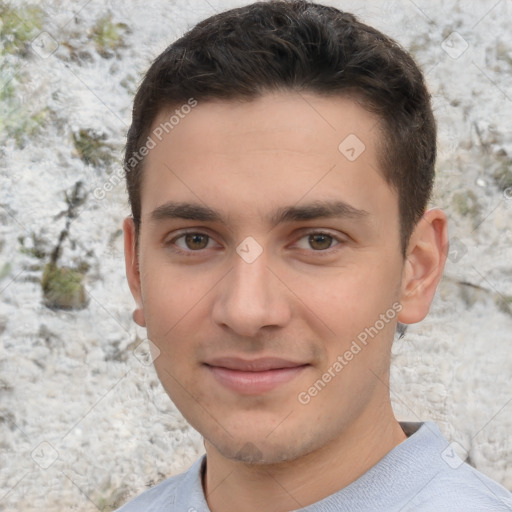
[202,405,407,512]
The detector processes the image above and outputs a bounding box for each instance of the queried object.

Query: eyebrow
[149,200,369,226]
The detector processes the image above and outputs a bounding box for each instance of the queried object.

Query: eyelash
[164,229,345,257]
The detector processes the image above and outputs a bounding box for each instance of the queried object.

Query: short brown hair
[124,0,436,255]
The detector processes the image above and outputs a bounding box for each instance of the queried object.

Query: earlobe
[132,308,146,327]
[123,217,146,327]
[397,208,448,325]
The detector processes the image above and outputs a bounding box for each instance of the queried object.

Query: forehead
[141,91,397,229]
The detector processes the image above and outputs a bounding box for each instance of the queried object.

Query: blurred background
[0,0,511,510]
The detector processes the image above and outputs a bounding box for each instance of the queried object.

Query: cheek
[141,264,210,404]
[285,260,400,334]
[143,275,210,342]
[138,248,213,341]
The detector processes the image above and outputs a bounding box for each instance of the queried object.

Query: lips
[205,357,307,371]
[204,357,309,394]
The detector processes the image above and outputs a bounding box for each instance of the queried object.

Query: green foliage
[0,262,11,281]
[14,181,92,310]
[0,3,44,56]
[452,190,481,218]
[0,99,49,147]
[0,4,49,146]
[90,479,131,512]
[72,128,115,168]
[18,232,47,260]
[41,262,88,310]
[0,67,16,104]
[92,14,128,58]
[493,161,512,191]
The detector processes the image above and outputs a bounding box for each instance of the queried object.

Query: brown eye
[308,233,334,250]
[184,233,210,250]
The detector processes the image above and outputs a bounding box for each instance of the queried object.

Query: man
[118,1,512,510]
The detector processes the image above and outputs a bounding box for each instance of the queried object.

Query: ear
[123,217,146,327]
[397,208,448,324]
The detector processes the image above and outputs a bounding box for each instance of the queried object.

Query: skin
[124,91,448,512]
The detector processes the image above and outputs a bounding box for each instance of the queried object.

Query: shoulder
[114,474,182,512]
[114,456,206,512]
[382,422,512,511]
[406,460,512,511]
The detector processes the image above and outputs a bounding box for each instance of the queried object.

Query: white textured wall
[0,1,510,510]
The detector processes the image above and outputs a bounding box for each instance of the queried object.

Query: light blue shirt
[116,422,512,511]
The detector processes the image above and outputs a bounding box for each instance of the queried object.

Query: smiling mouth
[204,357,310,394]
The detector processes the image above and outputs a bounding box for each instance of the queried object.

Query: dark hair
[124,0,436,255]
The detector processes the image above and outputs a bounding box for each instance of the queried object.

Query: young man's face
[124,92,433,464]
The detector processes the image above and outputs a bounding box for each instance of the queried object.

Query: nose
[211,246,292,338]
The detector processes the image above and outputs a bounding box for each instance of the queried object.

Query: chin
[205,428,321,466]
